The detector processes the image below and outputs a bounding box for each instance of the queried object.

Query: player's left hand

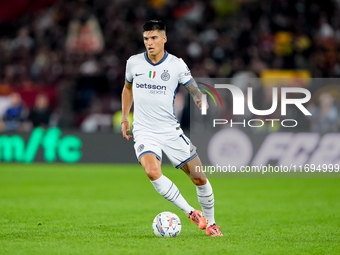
[195,98,209,111]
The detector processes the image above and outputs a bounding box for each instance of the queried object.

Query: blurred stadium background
[1,1,340,254]
[1,0,340,164]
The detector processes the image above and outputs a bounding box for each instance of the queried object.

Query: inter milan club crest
[161,70,170,81]
[137,144,145,153]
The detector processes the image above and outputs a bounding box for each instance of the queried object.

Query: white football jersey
[125,51,193,135]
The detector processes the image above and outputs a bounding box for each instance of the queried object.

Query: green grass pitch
[0,164,339,255]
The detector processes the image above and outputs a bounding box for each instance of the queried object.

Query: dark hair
[142,20,166,33]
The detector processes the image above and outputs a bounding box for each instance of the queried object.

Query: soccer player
[121,20,222,236]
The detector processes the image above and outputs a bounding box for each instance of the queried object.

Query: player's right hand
[121,121,132,140]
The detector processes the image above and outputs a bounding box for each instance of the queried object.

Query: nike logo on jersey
[135,73,144,76]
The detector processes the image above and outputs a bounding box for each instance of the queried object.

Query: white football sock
[151,175,195,215]
[196,179,215,226]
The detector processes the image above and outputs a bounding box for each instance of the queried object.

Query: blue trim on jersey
[183,78,194,87]
[175,152,198,169]
[144,50,169,66]
[138,150,162,162]
[125,77,132,84]
[173,84,180,120]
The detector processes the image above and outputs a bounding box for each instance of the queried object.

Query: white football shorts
[133,128,197,169]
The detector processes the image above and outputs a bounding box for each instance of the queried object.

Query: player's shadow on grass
[89,225,212,239]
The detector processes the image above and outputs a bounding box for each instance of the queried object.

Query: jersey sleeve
[178,58,194,86]
[125,59,133,84]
